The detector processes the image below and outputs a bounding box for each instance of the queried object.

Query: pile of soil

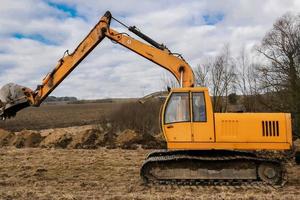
[0,125,166,149]
[12,130,43,148]
[0,129,14,146]
[68,128,104,149]
[40,130,73,148]
[0,129,42,148]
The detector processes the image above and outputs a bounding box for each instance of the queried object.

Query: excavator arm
[0,11,194,119]
[104,27,194,88]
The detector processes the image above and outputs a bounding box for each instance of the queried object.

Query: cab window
[192,92,206,122]
[165,93,190,124]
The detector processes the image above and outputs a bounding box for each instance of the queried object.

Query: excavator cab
[161,87,215,149]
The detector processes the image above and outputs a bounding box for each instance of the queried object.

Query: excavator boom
[0,11,194,119]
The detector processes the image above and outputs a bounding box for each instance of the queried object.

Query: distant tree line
[45,96,78,102]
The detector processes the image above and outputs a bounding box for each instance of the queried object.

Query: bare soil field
[0,102,120,131]
[0,147,300,200]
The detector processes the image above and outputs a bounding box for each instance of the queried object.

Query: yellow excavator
[0,11,293,185]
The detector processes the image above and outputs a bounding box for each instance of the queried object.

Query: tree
[196,45,236,112]
[236,47,260,111]
[194,61,210,87]
[257,13,300,136]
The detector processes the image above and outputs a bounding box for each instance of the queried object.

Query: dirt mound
[0,129,14,146]
[139,133,166,149]
[0,129,43,148]
[0,125,166,149]
[11,130,43,148]
[40,130,72,148]
[68,129,104,149]
[39,126,107,149]
[114,129,166,149]
[116,129,142,149]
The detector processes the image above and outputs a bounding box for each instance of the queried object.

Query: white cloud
[0,0,299,99]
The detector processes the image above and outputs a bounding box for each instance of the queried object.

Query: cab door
[163,92,192,142]
[191,92,214,142]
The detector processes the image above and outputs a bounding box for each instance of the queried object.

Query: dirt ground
[0,102,120,131]
[0,147,300,200]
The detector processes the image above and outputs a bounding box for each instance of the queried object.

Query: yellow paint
[164,122,192,142]
[192,90,214,142]
[162,87,293,151]
[167,142,291,150]
[215,113,290,143]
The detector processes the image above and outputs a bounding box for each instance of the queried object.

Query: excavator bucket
[0,83,30,120]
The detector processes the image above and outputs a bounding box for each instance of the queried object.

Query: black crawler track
[140,150,288,187]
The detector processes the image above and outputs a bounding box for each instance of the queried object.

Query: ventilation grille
[262,121,279,137]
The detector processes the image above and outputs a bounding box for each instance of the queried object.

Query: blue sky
[47,1,78,18]
[203,13,224,25]
[0,0,299,99]
[12,33,58,45]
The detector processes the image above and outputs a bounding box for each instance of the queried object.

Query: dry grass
[0,147,300,200]
[107,99,163,135]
